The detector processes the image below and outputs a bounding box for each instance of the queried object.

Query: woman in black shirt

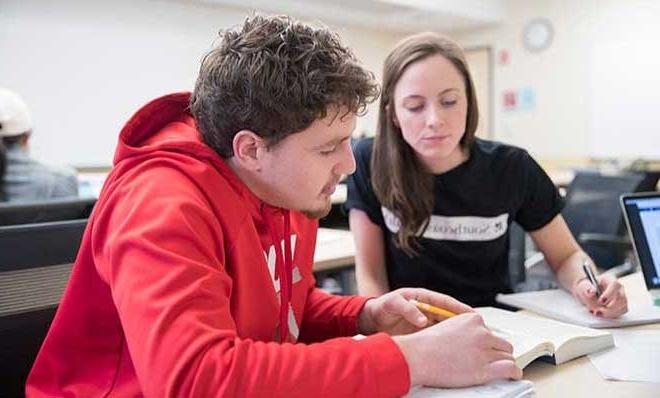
[345,32,628,318]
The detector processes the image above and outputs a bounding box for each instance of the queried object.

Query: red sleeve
[93,167,410,398]
[299,287,372,342]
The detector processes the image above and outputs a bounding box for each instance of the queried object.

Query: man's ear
[232,130,266,171]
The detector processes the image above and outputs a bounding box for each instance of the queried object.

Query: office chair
[510,170,658,292]
[0,197,96,226]
[562,171,650,269]
[0,219,86,397]
[508,221,558,292]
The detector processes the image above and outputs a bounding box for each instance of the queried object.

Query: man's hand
[394,313,522,387]
[358,288,472,336]
[358,288,521,387]
[573,273,628,318]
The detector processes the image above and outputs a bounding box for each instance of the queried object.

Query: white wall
[6,0,656,167]
[0,0,402,167]
[452,0,660,162]
[336,26,405,138]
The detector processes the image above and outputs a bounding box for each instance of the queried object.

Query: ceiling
[190,0,507,33]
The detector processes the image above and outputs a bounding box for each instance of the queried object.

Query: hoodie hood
[110,92,262,219]
[114,92,219,173]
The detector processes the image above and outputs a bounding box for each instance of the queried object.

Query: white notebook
[496,289,660,328]
[407,379,533,398]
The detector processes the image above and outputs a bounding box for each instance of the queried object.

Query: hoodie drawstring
[264,207,293,342]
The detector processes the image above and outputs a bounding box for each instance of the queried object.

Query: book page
[489,327,553,369]
[478,307,604,345]
[476,307,611,366]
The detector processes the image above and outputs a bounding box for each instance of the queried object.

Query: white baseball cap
[0,87,32,137]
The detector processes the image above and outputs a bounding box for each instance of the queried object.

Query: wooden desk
[313,228,355,272]
[524,272,659,397]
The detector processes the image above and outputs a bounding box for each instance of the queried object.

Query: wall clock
[523,18,554,52]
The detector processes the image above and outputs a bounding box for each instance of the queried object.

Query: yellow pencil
[409,299,457,318]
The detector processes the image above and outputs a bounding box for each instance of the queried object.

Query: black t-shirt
[345,137,564,306]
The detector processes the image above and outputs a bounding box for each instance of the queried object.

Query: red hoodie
[26,93,410,397]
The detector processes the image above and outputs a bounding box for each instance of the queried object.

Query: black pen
[582,261,602,297]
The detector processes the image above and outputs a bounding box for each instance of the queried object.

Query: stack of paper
[589,330,660,383]
[407,379,534,398]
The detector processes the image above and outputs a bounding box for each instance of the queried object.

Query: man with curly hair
[27,15,520,397]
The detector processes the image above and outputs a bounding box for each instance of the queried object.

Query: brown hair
[190,14,379,158]
[372,32,479,255]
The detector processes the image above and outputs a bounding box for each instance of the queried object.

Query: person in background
[0,87,78,202]
[26,16,520,398]
[345,32,628,318]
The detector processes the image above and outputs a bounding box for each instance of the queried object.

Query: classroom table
[312,229,660,397]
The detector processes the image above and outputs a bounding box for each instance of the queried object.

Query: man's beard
[302,199,333,220]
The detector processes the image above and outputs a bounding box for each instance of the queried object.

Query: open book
[496,289,660,328]
[407,379,533,398]
[476,307,614,368]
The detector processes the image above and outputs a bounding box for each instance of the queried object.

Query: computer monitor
[620,192,660,305]
[0,197,96,226]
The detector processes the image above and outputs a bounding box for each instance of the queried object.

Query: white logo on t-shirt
[382,207,509,241]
